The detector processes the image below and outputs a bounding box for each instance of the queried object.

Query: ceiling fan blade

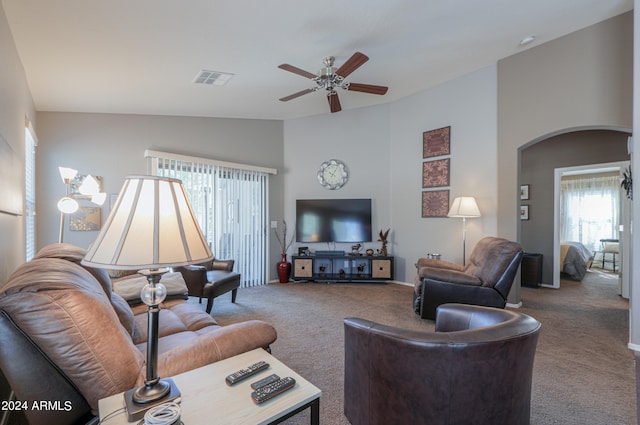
[278,64,317,79]
[328,92,342,113]
[279,88,315,102]
[347,83,388,95]
[336,52,369,78]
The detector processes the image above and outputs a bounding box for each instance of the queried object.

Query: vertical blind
[146,150,276,287]
[25,124,37,261]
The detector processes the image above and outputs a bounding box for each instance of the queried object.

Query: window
[146,150,276,287]
[25,124,37,261]
[559,173,620,252]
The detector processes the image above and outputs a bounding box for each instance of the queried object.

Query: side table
[99,348,321,425]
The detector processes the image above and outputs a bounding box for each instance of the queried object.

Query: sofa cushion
[107,269,139,280]
[113,272,189,304]
[110,291,137,338]
[0,258,145,414]
[465,237,522,287]
[131,299,220,345]
[34,243,114,297]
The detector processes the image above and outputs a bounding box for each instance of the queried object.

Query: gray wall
[520,130,630,284]
[497,11,633,302]
[35,112,285,280]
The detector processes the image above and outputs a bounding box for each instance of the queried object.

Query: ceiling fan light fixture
[278,52,388,113]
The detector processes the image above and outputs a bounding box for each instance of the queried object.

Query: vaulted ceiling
[2,0,633,120]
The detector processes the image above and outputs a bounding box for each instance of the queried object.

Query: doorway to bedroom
[552,162,630,294]
[518,128,631,292]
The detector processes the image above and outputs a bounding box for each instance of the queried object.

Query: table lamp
[82,175,213,420]
[447,196,481,266]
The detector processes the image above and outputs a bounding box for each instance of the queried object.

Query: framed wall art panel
[422,190,449,218]
[70,207,101,231]
[422,158,450,188]
[423,126,450,158]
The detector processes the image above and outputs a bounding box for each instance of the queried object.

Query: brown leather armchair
[344,304,541,425]
[176,258,240,314]
[414,236,523,319]
[0,244,276,425]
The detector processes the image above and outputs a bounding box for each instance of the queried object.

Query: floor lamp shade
[82,175,213,269]
[447,197,481,219]
[448,197,481,266]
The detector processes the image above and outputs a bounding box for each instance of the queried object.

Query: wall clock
[317,159,349,190]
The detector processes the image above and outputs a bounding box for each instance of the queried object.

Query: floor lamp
[82,175,213,421]
[57,166,107,243]
[448,197,481,266]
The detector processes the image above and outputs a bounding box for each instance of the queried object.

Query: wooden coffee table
[99,348,321,424]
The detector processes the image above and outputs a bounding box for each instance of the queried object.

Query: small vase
[277,254,291,283]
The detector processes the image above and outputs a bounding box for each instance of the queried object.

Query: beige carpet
[194,269,634,424]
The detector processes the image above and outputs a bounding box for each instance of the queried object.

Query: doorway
[551,161,630,295]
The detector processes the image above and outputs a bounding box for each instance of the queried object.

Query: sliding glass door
[147,151,272,287]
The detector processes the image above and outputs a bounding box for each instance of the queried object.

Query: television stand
[315,250,346,256]
[291,254,394,283]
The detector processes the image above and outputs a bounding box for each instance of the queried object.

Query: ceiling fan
[278,52,388,113]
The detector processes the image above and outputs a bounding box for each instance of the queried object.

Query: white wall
[0,4,36,285]
[283,66,498,282]
[390,65,498,282]
[283,104,392,256]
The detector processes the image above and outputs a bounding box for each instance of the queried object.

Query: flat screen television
[296,199,372,243]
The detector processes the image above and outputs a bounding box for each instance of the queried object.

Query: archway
[518,127,631,288]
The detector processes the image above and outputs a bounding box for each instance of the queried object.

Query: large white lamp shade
[448,197,481,265]
[82,175,212,269]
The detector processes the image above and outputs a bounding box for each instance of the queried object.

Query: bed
[560,241,594,281]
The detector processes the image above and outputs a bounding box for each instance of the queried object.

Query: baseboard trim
[628,342,640,352]
[390,280,413,287]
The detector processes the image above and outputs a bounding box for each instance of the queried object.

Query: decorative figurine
[378,229,390,256]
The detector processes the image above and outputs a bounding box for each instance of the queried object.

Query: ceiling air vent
[193,70,234,86]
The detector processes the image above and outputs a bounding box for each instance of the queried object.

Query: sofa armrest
[155,319,277,379]
[415,257,464,271]
[212,259,235,272]
[175,265,207,297]
[418,267,481,286]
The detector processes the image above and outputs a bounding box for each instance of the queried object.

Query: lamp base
[124,378,181,421]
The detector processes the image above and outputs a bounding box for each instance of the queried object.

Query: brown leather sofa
[0,244,277,425]
[344,303,541,425]
[176,258,241,314]
[414,236,523,319]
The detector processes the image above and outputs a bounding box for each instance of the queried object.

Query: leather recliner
[344,303,541,425]
[0,244,277,425]
[175,258,240,314]
[414,236,523,319]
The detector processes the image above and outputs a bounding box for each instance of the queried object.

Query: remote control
[251,373,280,390]
[225,361,269,385]
[251,377,296,404]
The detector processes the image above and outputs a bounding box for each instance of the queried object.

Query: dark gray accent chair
[414,236,523,319]
[344,303,541,425]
